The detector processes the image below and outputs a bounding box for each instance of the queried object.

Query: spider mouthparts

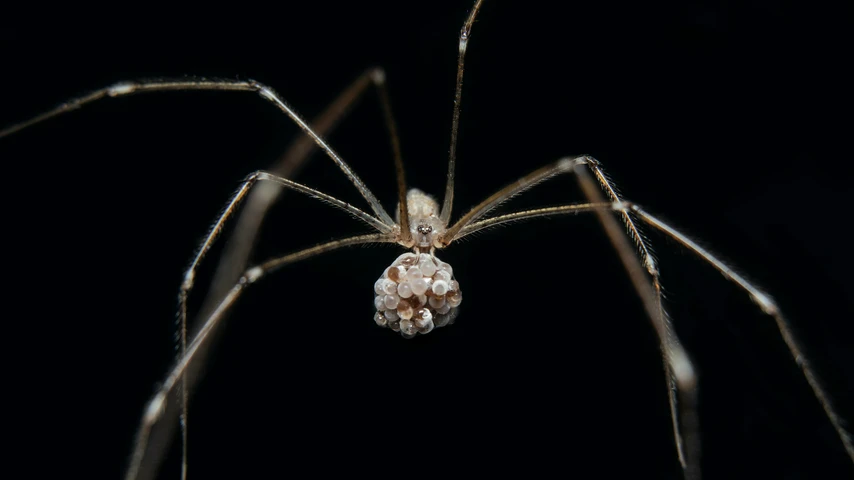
[373,252,462,338]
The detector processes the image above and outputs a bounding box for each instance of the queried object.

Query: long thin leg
[125,233,397,480]
[439,0,486,225]
[2,76,403,480]
[376,70,413,246]
[456,162,854,474]
[174,168,392,479]
[430,4,696,464]
[574,166,700,480]
[431,8,700,466]
[179,170,391,298]
[455,202,617,240]
[631,204,854,465]
[581,157,690,472]
[439,156,588,244]
[207,68,411,312]
[442,156,699,477]
[178,68,409,479]
[0,78,395,226]
[179,168,391,358]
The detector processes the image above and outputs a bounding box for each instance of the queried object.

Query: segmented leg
[176,69,408,479]
[448,154,853,477]
[442,155,698,479]
[125,233,397,480]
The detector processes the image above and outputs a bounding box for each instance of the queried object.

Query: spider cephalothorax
[401,188,446,249]
[375,187,462,337]
[373,252,462,338]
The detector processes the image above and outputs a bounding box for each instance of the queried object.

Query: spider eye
[373,252,462,338]
[416,224,433,234]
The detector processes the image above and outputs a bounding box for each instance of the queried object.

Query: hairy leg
[125,233,397,480]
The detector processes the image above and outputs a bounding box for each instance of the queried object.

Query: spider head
[373,253,462,338]
[411,219,445,248]
[400,189,447,249]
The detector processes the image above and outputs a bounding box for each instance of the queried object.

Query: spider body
[404,189,444,249]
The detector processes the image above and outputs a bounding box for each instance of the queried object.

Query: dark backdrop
[2,1,852,479]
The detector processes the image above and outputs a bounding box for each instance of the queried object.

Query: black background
[2,1,852,479]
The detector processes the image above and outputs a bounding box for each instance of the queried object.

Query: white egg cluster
[373,252,462,338]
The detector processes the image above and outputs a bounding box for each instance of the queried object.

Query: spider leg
[433,3,698,465]
[439,156,590,244]
[0,78,395,225]
[455,202,616,239]
[177,68,408,480]
[442,156,699,478]
[578,157,691,474]
[207,68,410,314]
[454,156,854,475]
[1,74,406,480]
[574,165,700,480]
[630,204,854,468]
[175,169,393,479]
[179,170,391,328]
[440,0,485,225]
[124,233,397,480]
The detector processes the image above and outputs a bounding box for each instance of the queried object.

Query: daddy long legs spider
[1,1,852,479]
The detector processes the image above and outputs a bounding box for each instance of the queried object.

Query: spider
[1,2,852,479]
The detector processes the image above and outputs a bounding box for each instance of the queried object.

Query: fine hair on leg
[439,155,701,478]
[174,69,409,479]
[440,152,853,478]
[125,233,398,480]
[0,74,409,480]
